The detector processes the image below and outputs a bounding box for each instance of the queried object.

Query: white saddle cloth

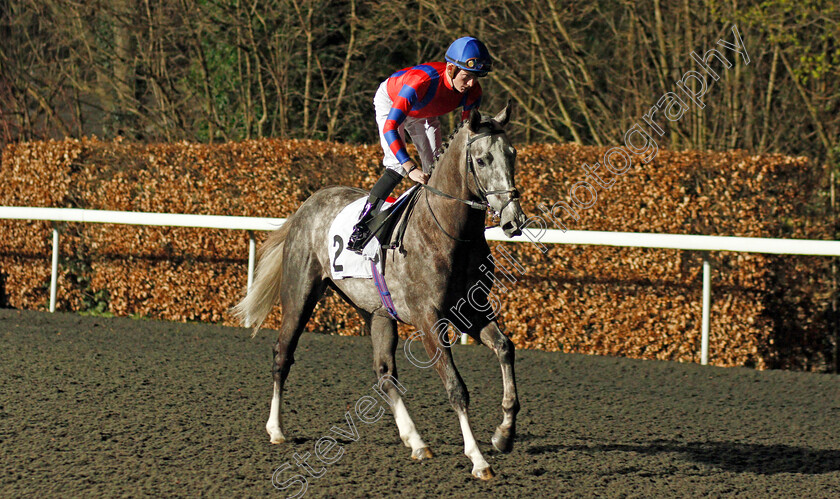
[327,197,383,280]
[327,186,418,280]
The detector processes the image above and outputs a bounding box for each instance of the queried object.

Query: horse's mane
[432,120,469,166]
[431,116,501,168]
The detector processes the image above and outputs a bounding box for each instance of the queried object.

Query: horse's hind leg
[473,321,519,453]
[266,277,326,444]
[370,315,432,460]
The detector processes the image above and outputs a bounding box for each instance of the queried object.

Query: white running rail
[3,206,839,365]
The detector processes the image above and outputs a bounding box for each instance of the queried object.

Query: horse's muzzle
[500,203,527,238]
[501,220,521,238]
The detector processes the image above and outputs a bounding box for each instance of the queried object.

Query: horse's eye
[476,157,486,168]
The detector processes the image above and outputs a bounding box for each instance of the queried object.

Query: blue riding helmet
[445,37,492,77]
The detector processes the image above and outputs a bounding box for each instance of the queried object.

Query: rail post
[245,230,257,327]
[49,225,60,313]
[247,230,256,293]
[701,253,711,365]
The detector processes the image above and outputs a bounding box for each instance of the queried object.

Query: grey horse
[233,102,527,479]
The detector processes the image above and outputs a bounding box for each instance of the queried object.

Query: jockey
[347,36,493,253]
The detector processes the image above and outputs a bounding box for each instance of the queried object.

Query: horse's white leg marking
[458,411,491,476]
[266,380,286,444]
[391,396,427,453]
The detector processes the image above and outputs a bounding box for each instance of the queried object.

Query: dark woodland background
[2,1,837,165]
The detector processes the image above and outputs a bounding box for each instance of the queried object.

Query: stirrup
[347,223,372,253]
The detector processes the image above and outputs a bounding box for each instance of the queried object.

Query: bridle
[463,129,521,215]
[422,127,520,241]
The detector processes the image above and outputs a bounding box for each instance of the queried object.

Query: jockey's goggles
[453,57,492,77]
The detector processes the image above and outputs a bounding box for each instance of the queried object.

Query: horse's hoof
[411,447,433,460]
[492,426,515,453]
[267,428,287,444]
[472,466,495,480]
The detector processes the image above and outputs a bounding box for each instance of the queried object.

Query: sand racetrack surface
[1,308,839,497]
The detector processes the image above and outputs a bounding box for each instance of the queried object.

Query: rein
[421,127,520,242]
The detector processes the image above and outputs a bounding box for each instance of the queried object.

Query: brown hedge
[0,137,833,371]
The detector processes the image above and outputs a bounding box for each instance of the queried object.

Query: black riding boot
[347,199,380,252]
[347,168,404,253]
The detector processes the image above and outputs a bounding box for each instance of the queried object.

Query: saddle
[366,185,421,252]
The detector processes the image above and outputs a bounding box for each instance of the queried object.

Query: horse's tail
[231,219,293,337]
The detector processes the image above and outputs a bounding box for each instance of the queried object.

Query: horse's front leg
[416,324,494,479]
[478,321,519,453]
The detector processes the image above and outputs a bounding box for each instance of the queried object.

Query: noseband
[421,127,520,241]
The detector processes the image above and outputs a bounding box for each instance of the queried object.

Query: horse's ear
[468,107,482,133]
[494,99,513,127]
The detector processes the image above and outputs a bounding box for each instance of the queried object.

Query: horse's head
[465,101,527,237]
